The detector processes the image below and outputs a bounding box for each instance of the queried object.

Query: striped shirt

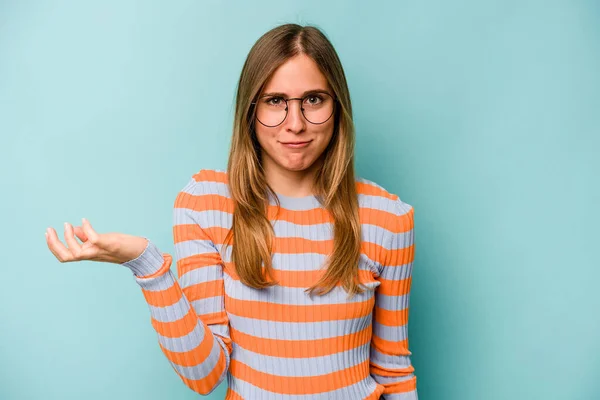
[122,168,418,399]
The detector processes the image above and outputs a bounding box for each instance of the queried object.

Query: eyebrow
[260,89,331,98]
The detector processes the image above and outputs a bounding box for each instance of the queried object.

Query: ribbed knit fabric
[122,169,418,399]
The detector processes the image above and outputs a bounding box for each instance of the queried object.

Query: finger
[81,218,101,244]
[63,222,82,256]
[73,226,88,242]
[46,227,75,262]
[45,228,59,258]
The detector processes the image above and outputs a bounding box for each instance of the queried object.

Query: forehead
[263,53,330,94]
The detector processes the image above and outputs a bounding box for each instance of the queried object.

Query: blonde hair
[223,23,366,300]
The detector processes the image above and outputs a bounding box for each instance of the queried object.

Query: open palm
[45,218,148,265]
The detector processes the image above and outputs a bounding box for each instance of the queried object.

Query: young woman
[46,23,418,399]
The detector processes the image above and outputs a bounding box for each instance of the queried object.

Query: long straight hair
[223,23,366,300]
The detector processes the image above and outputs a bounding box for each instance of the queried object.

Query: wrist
[121,238,165,276]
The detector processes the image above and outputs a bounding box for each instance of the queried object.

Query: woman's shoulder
[355,175,414,219]
[190,168,229,186]
[177,167,231,200]
[355,176,414,255]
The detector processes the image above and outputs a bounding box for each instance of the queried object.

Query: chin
[280,159,314,171]
[282,164,309,172]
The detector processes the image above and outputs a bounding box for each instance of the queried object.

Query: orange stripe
[141,280,181,307]
[192,169,228,184]
[174,201,410,231]
[205,226,230,245]
[177,253,223,276]
[267,205,412,229]
[157,330,217,367]
[225,388,244,400]
[273,236,331,254]
[230,324,371,358]
[172,203,410,232]
[366,243,414,267]
[225,294,374,322]
[377,276,412,297]
[361,206,414,234]
[370,336,412,357]
[175,192,234,214]
[192,311,229,327]
[381,244,415,266]
[179,231,411,261]
[379,375,417,394]
[181,279,223,302]
[356,181,398,200]
[150,306,197,338]
[173,222,213,243]
[373,306,409,327]
[173,349,227,395]
[229,358,371,395]
[223,266,377,288]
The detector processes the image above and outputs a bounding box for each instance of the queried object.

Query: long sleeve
[121,178,231,395]
[369,199,418,399]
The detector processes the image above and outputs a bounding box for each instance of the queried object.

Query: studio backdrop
[1,1,598,399]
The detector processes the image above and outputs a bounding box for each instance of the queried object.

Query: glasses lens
[256,96,287,127]
[302,93,334,124]
[255,93,335,126]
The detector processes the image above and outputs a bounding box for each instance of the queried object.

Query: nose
[285,99,306,132]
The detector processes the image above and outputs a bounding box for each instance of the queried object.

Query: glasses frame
[250,92,337,127]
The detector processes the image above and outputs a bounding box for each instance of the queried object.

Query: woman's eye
[305,95,323,105]
[266,97,284,106]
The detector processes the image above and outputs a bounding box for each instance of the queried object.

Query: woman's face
[254,53,335,176]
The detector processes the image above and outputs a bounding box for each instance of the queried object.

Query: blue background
[1,1,598,399]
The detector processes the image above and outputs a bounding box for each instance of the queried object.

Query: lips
[280,140,312,149]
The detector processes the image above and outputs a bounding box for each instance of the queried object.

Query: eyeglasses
[251,92,336,127]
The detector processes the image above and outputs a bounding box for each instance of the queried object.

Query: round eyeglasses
[251,92,336,127]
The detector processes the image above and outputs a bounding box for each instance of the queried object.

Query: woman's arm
[369,200,418,399]
[122,178,231,395]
